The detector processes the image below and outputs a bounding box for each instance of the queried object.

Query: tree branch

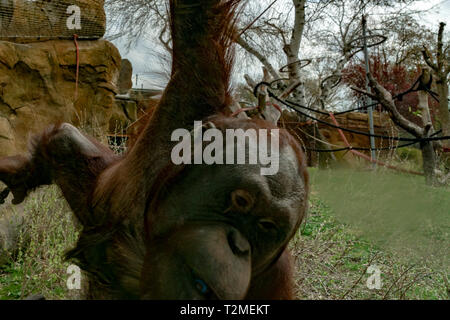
[264,21,288,46]
[365,73,424,138]
[350,86,376,99]
[437,22,446,72]
[236,36,280,79]
[282,0,306,83]
[289,0,306,56]
[158,21,172,53]
[422,46,438,72]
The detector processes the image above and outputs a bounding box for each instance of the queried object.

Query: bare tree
[106,0,422,109]
[105,0,170,51]
[105,0,438,170]
[380,15,434,66]
[422,22,450,150]
[308,0,427,110]
[236,0,335,107]
[353,69,439,185]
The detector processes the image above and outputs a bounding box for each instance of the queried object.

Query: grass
[0,187,82,300]
[291,167,449,300]
[0,167,448,300]
[292,195,449,299]
[307,167,449,269]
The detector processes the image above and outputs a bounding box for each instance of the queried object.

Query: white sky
[108,0,450,90]
[412,0,450,24]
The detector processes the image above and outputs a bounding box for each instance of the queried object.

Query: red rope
[270,102,282,114]
[73,34,80,100]
[328,112,424,176]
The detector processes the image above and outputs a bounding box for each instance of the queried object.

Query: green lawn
[0,188,81,300]
[290,168,449,299]
[307,167,449,269]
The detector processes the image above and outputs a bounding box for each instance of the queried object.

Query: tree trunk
[421,141,437,185]
[418,90,438,185]
[422,23,449,150]
[282,0,307,120]
[436,80,449,149]
[314,123,336,168]
[418,91,434,134]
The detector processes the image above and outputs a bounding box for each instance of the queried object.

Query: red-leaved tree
[342,55,439,127]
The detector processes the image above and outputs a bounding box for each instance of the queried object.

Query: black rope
[332,101,380,115]
[263,74,436,117]
[333,84,443,116]
[293,73,441,117]
[424,88,440,103]
[305,130,442,153]
[253,82,450,143]
[258,81,389,117]
[306,142,415,153]
[285,99,330,116]
[277,95,450,142]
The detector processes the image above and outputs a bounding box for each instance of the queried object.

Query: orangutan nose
[227,229,250,257]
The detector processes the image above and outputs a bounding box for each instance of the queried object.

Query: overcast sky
[108,0,450,90]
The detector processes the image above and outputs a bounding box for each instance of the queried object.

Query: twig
[397,272,431,299]
[237,0,279,38]
[382,264,415,300]
[341,253,378,299]
[350,86,377,99]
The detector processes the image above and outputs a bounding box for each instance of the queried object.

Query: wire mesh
[0,0,105,41]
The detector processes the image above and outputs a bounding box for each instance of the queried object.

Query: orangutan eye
[230,189,254,213]
[194,279,209,295]
[258,219,277,232]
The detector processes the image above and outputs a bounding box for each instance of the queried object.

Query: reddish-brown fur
[0,0,309,300]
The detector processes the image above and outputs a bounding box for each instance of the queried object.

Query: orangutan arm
[0,123,118,225]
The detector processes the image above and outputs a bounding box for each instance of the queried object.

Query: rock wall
[0,38,121,157]
[318,111,399,151]
[282,111,399,166]
[117,58,133,95]
[0,0,126,264]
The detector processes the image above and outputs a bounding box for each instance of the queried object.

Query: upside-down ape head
[140,116,309,299]
[0,0,309,300]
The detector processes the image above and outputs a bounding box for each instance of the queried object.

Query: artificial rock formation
[0,38,121,157]
[117,58,133,94]
[0,0,125,262]
[317,111,399,151]
[282,111,399,166]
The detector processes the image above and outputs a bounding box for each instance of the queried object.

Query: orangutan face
[141,143,308,299]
